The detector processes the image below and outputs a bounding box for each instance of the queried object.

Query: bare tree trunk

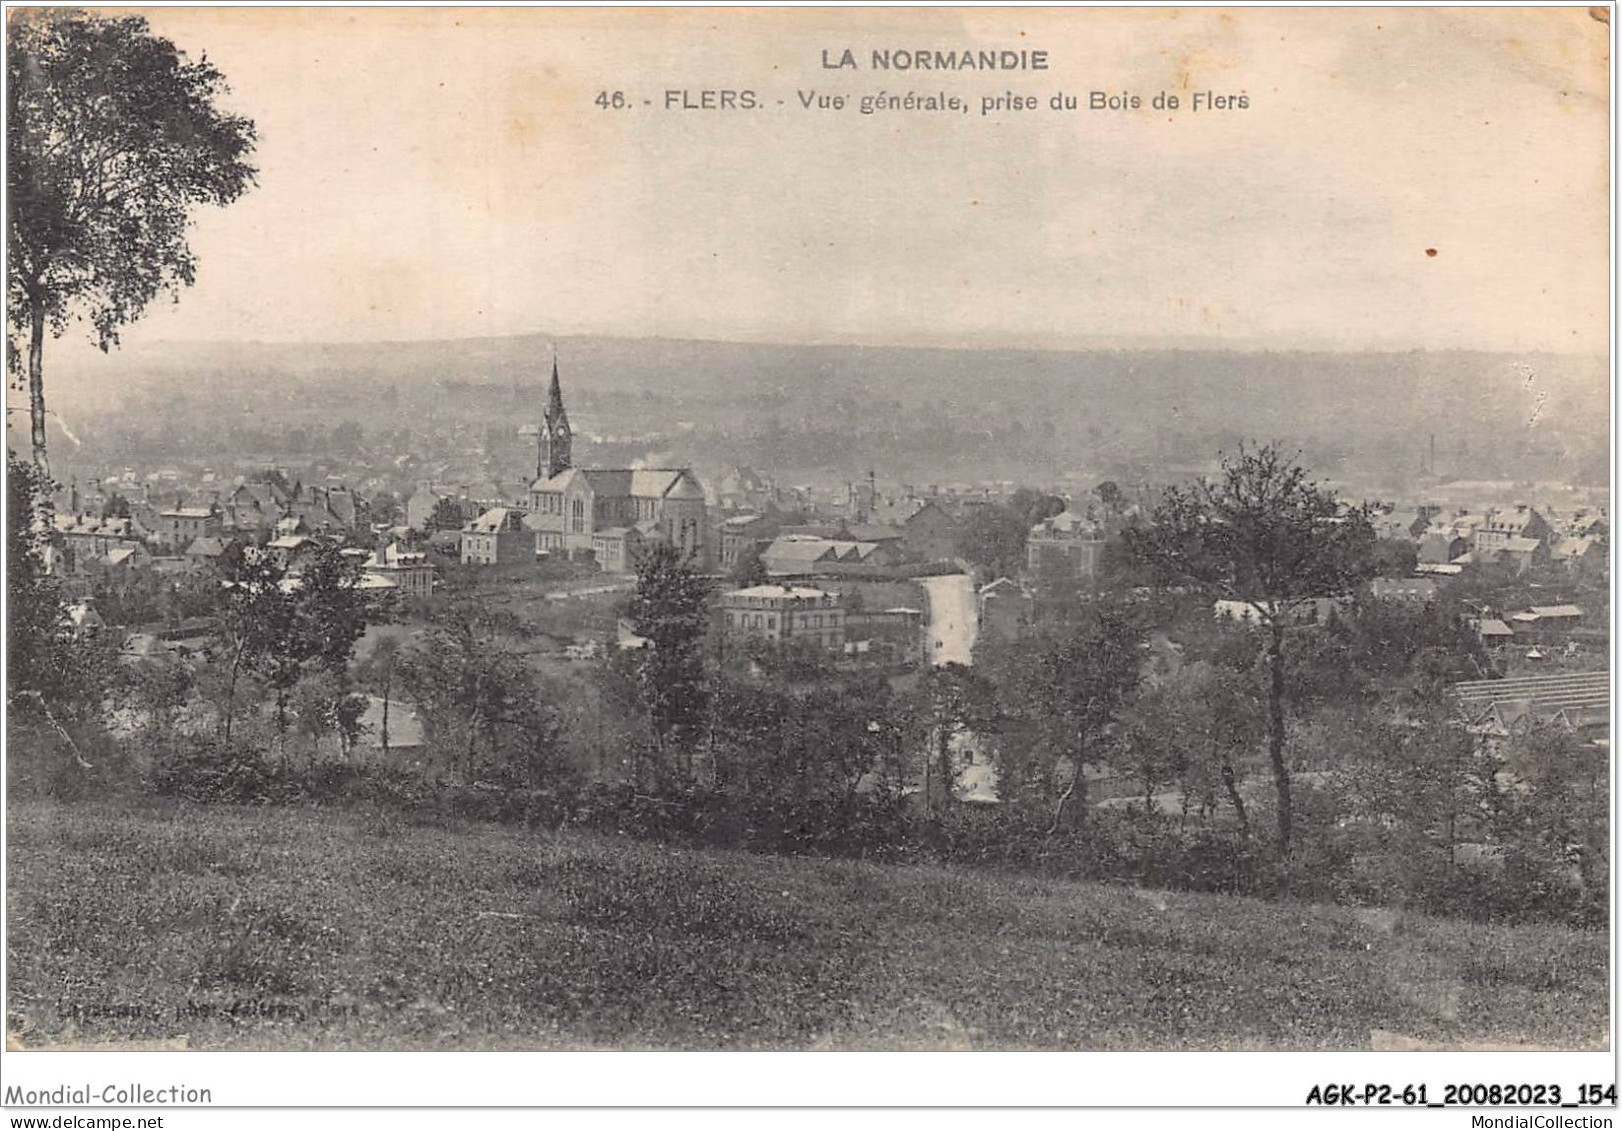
[920,725,930,816]
[1220,755,1251,843]
[1047,748,1087,835]
[1047,778,1077,835]
[222,635,247,745]
[1267,621,1291,858]
[28,299,50,477]
[275,685,290,763]
[465,707,481,781]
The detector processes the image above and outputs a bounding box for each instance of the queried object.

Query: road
[919,573,997,801]
[919,573,978,667]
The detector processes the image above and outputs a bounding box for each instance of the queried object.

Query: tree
[7,451,63,701]
[354,635,402,754]
[399,618,563,787]
[1506,720,1608,924]
[992,610,1141,830]
[1369,538,1419,577]
[210,543,379,750]
[730,540,769,587]
[369,491,403,529]
[1141,661,1267,841]
[903,663,1001,817]
[1095,480,1124,515]
[8,10,257,472]
[953,504,1029,580]
[426,495,464,533]
[625,541,712,781]
[331,419,363,453]
[1009,487,1067,528]
[1126,443,1376,857]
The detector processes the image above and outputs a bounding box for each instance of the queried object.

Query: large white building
[720,585,846,649]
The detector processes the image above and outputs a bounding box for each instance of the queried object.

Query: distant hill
[36,334,1611,489]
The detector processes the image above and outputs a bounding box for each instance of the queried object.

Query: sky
[47,6,1613,356]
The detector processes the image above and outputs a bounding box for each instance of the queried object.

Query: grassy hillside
[5,798,1608,1050]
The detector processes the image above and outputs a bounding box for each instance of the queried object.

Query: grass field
[6,798,1609,1050]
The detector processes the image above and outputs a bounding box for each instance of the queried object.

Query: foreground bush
[21,730,1607,931]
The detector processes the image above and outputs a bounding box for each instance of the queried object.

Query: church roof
[529,466,703,500]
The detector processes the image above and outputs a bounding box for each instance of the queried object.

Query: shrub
[150,736,294,805]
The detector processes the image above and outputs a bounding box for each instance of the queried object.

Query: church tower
[537,356,573,480]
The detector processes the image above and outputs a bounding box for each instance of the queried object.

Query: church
[523,360,710,573]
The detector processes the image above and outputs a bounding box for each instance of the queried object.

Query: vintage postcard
[2,2,1612,1116]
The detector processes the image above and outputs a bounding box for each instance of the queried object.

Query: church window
[571,498,584,534]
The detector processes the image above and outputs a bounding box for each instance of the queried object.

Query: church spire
[547,356,567,421]
[537,353,573,480]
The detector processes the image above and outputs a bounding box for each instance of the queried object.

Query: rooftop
[726,585,835,601]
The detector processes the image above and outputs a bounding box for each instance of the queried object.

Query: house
[589,522,657,575]
[183,536,233,574]
[717,512,775,570]
[1493,536,1546,575]
[1418,531,1469,566]
[720,585,846,650]
[52,513,150,573]
[280,483,371,539]
[715,466,801,514]
[460,507,530,566]
[1026,509,1104,584]
[1372,510,1426,542]
[1473,505,1551,556]
[1510,605,1585,631]
[96,543,151,573]
[1473,618,1516,647]
[761,535,841,577]
[267,533,316,570]
[1552,536,1607,578]
[224,481,292,537]
[892,501,960,562]
[154,504,223,551]
[361,542,435,599]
